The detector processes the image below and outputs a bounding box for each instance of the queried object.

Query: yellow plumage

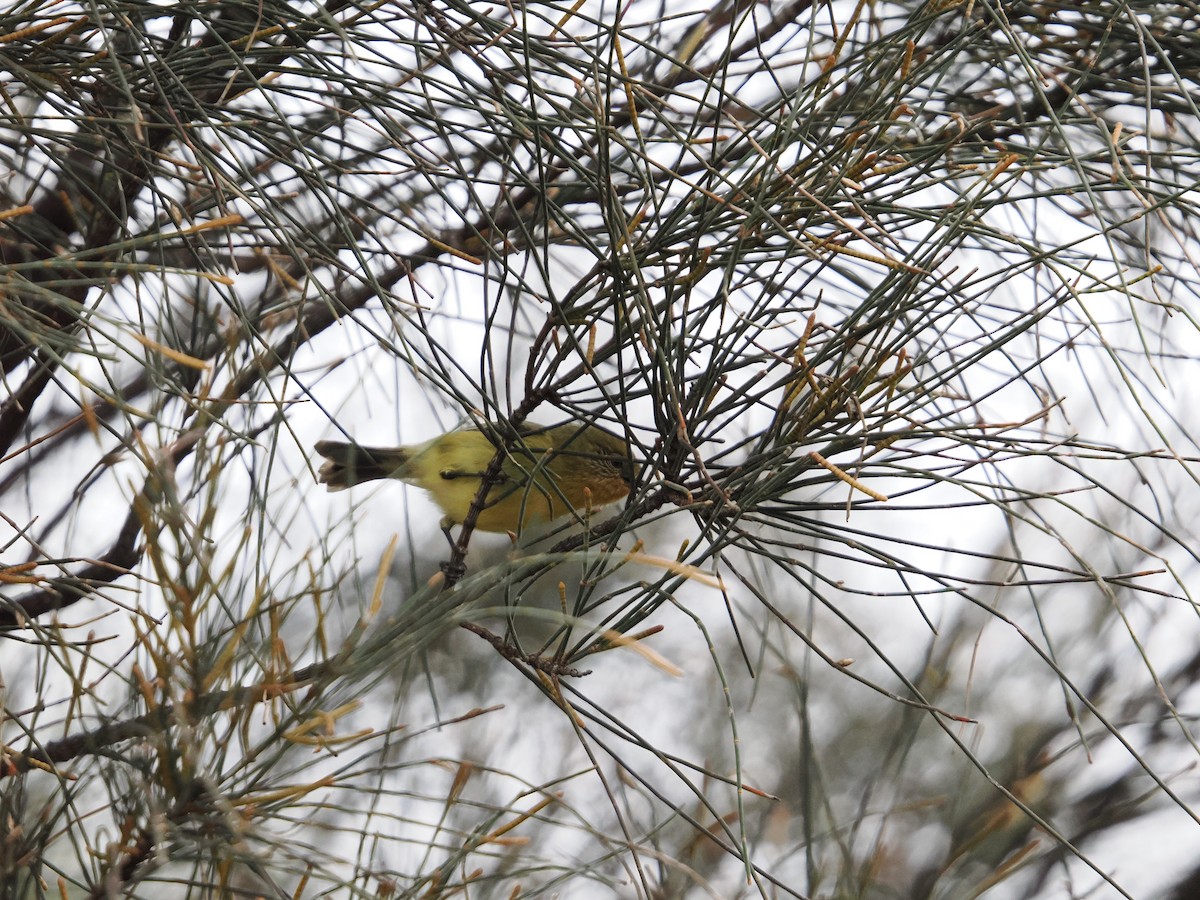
[314,422,633,533]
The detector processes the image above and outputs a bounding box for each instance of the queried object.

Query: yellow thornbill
[314,421,635,533]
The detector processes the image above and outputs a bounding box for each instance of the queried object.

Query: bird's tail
[314,440,411,490]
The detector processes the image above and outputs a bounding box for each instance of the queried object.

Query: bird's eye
[617,456,637,485]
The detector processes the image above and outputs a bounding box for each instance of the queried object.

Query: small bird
[314,421,635,533]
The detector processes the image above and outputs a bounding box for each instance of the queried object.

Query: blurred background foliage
[1,0,1199,896]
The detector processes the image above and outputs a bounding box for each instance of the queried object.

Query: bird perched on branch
[314,421,634,533]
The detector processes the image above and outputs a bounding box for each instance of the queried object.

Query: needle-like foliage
[2,0,1199,897]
